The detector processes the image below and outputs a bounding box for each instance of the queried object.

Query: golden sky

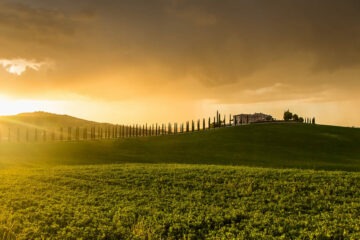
[0,0,359,126]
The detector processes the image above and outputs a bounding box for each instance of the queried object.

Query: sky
[0,0,359,126]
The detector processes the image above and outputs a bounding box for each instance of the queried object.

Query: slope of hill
[0,111,100,129]
[1,123,359,171]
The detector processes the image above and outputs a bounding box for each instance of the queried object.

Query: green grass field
[0,123,359,239]
[1,123,359,171]
[1,164,359,239]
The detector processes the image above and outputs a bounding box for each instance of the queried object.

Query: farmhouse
[233,113,273,125]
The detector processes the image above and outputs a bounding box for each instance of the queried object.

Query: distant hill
[0,111,104,129]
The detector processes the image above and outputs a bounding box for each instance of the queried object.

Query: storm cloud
[0,0,359,108]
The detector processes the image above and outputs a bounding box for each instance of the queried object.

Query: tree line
[283,110,315,124]
[0,110,316,142]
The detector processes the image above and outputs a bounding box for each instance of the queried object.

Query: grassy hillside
[1,123,359,239]
[1,123,359,171]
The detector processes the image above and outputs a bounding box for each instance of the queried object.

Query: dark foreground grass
[0,123,359,171]
[0,164,359,239]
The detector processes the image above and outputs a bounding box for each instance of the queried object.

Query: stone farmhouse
[233,113,273,125]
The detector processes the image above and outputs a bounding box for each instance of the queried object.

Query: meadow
[1,164,359,239]
[0,123,359,239]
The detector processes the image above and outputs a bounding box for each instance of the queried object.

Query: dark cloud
[0,1,95,59]
[0,0,360,101]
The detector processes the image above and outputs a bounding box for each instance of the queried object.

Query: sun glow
[0,95,64,116]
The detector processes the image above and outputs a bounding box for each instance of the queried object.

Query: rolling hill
[0,111,99,129]
[0,122,359,171]
[1,115,359,239]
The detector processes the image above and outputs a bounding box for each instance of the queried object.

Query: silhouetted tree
[293,114,299,121]
[283,110,293,121]
[83,128,87,140]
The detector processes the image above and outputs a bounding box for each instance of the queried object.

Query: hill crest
[0,111,103,129]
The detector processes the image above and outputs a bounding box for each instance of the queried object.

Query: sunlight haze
[0,0,359,127]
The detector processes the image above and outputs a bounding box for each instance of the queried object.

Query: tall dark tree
[283,110,293,121]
